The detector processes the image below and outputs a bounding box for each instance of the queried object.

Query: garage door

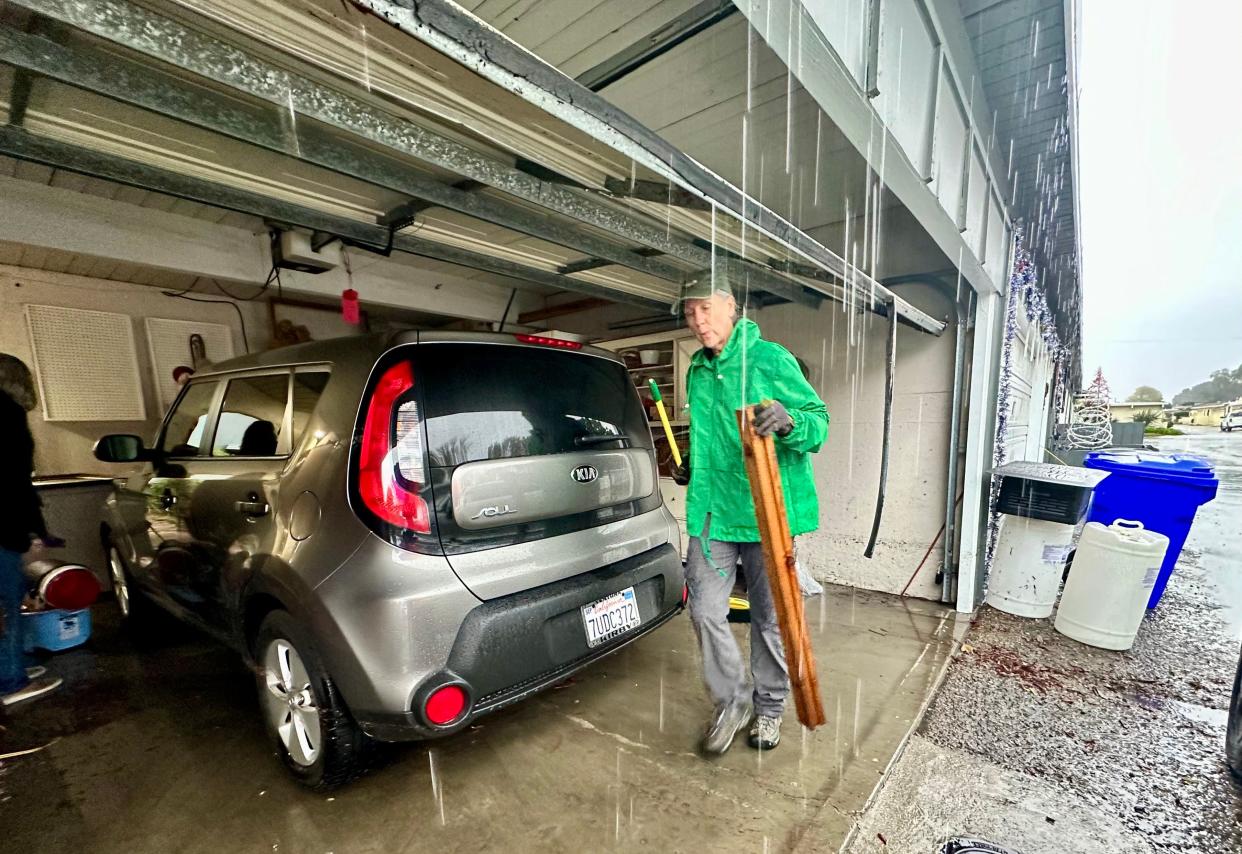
[1001,307,1053,464]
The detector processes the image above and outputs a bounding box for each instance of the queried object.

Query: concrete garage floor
[846,428,1242,853]
[1,577,965,853]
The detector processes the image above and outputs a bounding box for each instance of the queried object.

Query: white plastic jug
[985,515,1077,618]
[1054,520,1169,651]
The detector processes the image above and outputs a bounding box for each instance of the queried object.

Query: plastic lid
[1083,450,1218,485]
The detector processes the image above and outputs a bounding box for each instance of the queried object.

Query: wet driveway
[846,428,1242,853]
[1,579,964,853]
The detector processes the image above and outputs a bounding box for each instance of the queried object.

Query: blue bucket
[21,607,92,653]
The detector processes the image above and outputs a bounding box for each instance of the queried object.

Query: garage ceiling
[0,0,946,333]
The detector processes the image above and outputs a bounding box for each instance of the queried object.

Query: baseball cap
[673,268,734,314]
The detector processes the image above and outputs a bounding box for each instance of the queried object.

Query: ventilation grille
[996,477,1091,526]
[25,304,145,422]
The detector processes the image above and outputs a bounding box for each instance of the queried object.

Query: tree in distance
[1127,385,1163,402]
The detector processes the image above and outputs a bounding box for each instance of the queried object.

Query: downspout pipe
[940,288,972,603]
[863,296,898,559]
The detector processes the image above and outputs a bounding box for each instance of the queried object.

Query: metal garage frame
[1,0,945,335]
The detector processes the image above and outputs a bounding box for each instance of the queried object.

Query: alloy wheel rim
[262,639,321,767]
[109,550,130,618]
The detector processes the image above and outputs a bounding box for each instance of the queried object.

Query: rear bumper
[355,543,684,741]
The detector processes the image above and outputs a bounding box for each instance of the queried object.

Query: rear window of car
[418,343,650,468]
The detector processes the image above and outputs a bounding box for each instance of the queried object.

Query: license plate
[581,587,641,648]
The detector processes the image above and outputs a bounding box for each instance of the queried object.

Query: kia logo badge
[572,465,599,484]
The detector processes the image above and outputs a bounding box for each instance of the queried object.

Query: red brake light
[424,684,468,725]
[358,361,431,534]
[514,333,582,350]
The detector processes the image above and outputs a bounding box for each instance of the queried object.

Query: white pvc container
[1054,520,1169,651]
[985,515,1077,618]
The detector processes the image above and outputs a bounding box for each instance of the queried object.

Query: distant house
[1185,400,1240,427]
[1110,401,1166,423]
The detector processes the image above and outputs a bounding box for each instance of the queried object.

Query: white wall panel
[805,0,871,85]
[25,304,145,421]
[964,148,987,255]
[145,317,236,411]
[933,73,968,223]
[873,0,939,175]
[985,196,1008,284]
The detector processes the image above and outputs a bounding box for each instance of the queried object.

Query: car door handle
[234,500,270,517]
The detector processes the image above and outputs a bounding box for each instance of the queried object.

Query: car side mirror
[94,434,149,463]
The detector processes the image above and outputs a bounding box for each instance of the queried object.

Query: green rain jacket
[684,318,829,543]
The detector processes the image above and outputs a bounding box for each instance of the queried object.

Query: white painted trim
[956,288,1002,612]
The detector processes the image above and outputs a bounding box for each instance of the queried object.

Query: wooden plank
[737,405,825,729]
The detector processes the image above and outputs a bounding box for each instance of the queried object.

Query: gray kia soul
[95,331,684,788]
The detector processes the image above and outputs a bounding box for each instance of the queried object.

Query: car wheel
[107,545,155,627]
[254,610,369,789]
[1228,646,1242,781]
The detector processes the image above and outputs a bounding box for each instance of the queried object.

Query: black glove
[671,458,690,486]
[753,400,794,437]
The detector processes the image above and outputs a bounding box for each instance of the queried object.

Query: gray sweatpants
[684,522,790,718]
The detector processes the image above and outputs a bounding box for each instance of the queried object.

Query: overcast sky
[1079,1,1242,401]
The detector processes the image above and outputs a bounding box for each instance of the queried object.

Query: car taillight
[424,684,468,726]
[358,361,430,534]
[514,333,582,350]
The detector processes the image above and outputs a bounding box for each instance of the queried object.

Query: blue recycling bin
[1083,451,1218,608]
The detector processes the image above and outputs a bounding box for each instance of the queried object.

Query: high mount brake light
[358,361,430,534]
[514,333,582,350]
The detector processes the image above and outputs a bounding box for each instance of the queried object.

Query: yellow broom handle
[648,379,683,468]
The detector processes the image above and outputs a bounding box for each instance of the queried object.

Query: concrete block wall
[755,282,957,600]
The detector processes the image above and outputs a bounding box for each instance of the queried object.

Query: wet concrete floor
[1,579,964,853]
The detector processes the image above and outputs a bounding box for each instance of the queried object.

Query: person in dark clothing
[0,353,63,706]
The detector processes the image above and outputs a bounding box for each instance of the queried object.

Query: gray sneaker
[701,698,752,755]
[748,714,782,750]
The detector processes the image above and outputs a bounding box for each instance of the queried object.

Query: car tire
[1228,645,1242,782]
[107,545,155,628]
[254,610,369,789]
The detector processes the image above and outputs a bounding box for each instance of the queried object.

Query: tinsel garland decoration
[983,235,1064,574]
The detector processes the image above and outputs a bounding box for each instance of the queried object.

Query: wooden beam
[556,246,665,276]
[738,406,825,730]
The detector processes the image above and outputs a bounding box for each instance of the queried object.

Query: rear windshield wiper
[574,434,629,447]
